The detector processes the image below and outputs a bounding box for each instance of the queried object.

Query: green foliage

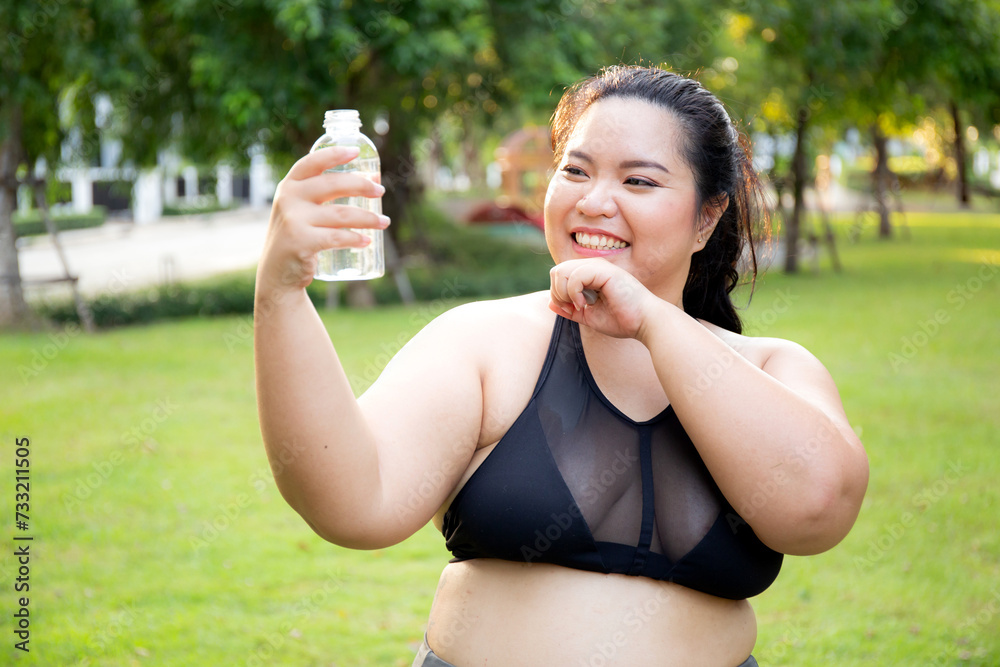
[12,206,107,237]
[161,200,235,217]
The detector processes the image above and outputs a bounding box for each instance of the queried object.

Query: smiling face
[544,97,714,302]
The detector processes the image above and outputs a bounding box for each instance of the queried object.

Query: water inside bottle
[314,156,384,281]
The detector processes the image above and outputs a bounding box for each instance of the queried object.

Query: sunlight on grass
[1,212,997,665]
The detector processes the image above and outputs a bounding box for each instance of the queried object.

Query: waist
[426,559,756,666]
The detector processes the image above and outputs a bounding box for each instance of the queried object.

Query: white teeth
[574,232,628,250]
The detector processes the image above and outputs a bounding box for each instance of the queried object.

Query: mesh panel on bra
[538,321,724,564]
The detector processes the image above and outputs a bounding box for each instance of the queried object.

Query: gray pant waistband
[412,635,759,667]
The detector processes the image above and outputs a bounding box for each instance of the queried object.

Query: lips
[573,232,629,250]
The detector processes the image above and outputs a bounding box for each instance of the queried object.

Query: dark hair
[550,65,767,334]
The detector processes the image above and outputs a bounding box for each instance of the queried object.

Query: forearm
[638,301,867,554]
[253,284,383,546]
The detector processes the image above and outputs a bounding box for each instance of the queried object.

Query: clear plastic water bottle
[311,109,384,281]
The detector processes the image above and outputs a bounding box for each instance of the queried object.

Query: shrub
[13,206,107,237]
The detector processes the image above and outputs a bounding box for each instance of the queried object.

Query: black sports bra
[441,316,782,600]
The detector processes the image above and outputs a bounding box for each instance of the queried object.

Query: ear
[694,193,729,250]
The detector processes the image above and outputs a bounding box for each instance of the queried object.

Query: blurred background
[2,0,999,323]
[1,2,999,666]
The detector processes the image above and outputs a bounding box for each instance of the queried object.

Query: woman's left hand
[548,258,662,340]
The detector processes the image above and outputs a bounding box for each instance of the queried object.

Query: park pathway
[18,206,270,300]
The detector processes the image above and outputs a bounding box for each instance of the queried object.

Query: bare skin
[254,99,869,665]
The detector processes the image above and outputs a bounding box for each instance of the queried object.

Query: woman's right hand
[257,146,389,293]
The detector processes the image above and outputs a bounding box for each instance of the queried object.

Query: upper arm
[759,338,870,550]
[354,302,489,545]
[759,339,859,444]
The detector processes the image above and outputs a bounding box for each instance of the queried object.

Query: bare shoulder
[698,321,823,371]
[436,291,554,328]
[413,291,555,352]
[701,320,850,421]
[390,292,556,447]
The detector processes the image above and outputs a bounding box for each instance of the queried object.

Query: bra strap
[627,425,656,575]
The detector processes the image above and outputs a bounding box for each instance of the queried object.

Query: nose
[576,183,617,218]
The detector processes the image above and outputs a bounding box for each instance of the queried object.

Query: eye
[561,165,587,178]
[624,176,656,187]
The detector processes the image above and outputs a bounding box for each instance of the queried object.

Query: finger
[549,266,573,308]
[286,146,362,181]
[547,299,576,320]
[298,171,386,205]
[565,268,596,311]
[299,226,373,257]
[307,203,390,231]
[319,227,373,250]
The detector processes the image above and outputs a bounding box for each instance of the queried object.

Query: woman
[254,65,869,666]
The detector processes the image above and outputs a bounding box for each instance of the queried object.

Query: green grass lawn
[1,211,998,666]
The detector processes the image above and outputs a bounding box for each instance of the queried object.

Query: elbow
[768,452,870,556]
[302,517,392,550]
[294,502,411,551]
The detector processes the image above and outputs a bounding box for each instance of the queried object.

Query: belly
[425,559,757,666]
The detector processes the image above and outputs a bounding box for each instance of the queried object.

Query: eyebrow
[567,150,670,174]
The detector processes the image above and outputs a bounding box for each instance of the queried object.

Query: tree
[745,1,900,267]
[882,0,1000,208]
[0,1,152,328]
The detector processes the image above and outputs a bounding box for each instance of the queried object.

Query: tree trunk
[462,123,486,191]
[381,105,422,248]
[0,104,32,329]
[950,99,970,208]
[30,173,95,332]
[871,125,893,239]
[785,106,808,274]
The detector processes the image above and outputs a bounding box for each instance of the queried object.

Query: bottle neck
[324,110,361,133]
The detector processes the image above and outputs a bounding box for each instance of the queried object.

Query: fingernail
[375,183,386,195]
[378,215,390,228]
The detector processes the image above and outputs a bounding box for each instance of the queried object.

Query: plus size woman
[254,65,869,666]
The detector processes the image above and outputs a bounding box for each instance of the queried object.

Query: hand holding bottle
[257,145,390,295]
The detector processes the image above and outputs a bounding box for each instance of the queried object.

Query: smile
[573,232,630,250]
